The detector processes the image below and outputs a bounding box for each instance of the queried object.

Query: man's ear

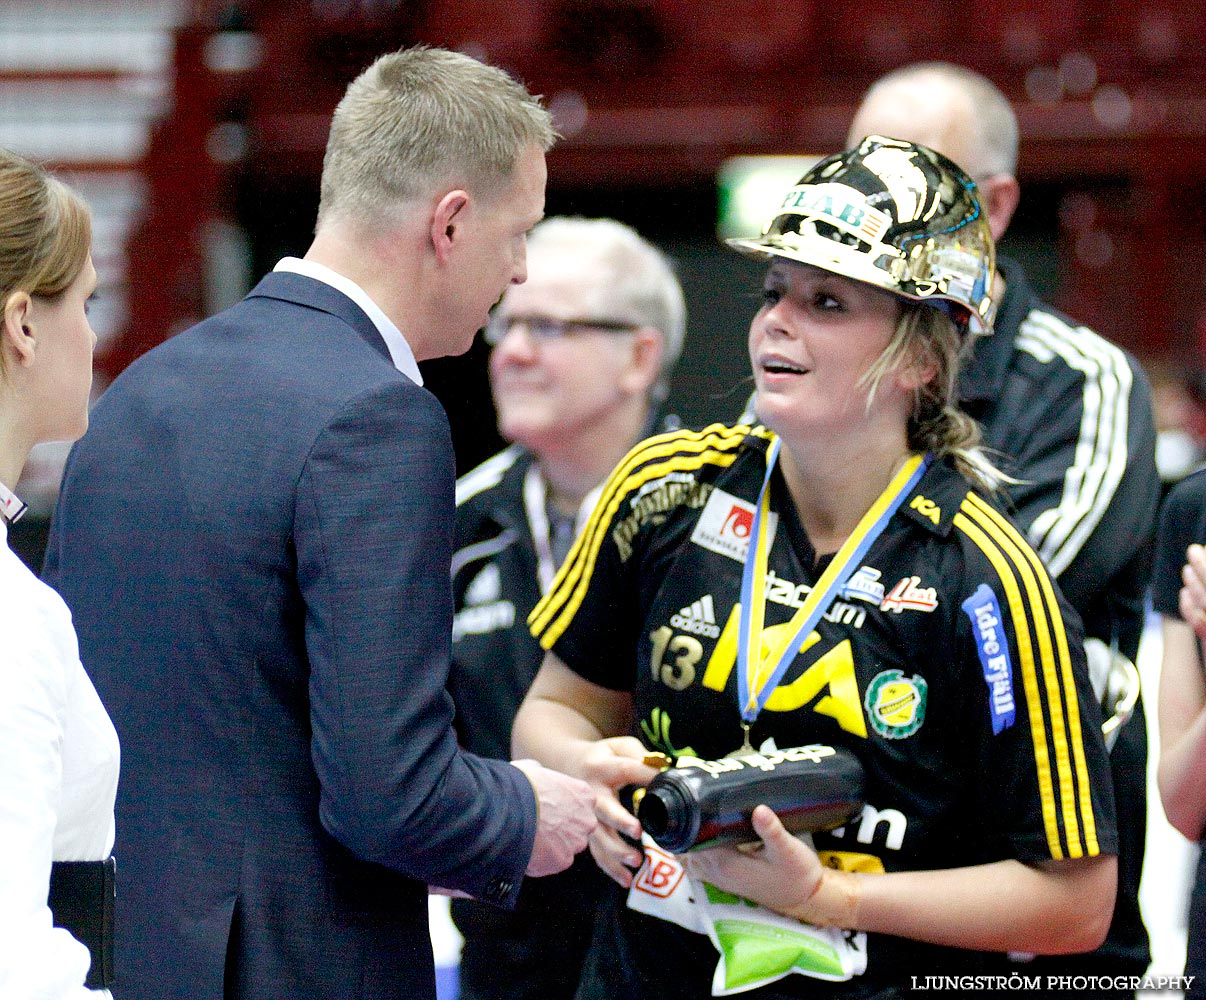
[621,327,666,397]
[430,190,470,264]
[1,291,36,367]
[979,174,1021,242]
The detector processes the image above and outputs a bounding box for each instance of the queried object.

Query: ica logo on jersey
[909,494,941,524]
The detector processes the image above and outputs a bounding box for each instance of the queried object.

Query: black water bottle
[636,744,865,853]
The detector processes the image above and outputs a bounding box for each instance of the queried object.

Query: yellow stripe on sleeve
[530,422,748,635]
[958,499,1081,857]
[963,492,1099,855]
[547,423,754,624]
[955,491,1099,858]
[529,424,752,647]
[953,508,1064,859]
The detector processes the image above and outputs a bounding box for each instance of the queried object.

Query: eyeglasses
[484,314,640,346]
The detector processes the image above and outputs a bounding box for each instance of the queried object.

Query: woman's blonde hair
[0,149,91,303]
[0,148,92,374]
[862,301,1005,491]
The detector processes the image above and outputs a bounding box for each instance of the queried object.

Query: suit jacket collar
[246,270,397,368]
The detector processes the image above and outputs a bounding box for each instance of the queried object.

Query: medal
[725,721,755,759]
[735,439,930,732]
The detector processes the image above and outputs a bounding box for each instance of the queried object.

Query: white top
[273,257,424,386]
[0,519,120,998]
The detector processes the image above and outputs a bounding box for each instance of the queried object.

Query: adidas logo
[670,595,721,639]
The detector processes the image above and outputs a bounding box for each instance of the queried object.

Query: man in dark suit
[42,46,596,1000]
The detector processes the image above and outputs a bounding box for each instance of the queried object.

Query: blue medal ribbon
[736,439,931,723]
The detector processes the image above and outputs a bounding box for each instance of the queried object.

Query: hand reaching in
[513,759,597,877]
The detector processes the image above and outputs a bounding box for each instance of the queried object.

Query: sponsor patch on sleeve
[842,566,885,604]
[961,583,1016,734]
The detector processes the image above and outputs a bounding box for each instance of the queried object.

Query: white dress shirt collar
[273,257,423,386]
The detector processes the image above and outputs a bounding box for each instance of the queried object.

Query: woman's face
[749,261,907,442]
[28,254,98,443]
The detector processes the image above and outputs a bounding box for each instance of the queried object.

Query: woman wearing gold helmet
[512,136,1117,998]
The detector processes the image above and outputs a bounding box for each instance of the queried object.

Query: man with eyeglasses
[848,63,1158,995]
[448,216,685,999]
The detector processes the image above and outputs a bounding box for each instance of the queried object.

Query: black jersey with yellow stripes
[529,423,1118,993]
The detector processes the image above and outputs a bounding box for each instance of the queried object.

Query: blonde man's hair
[0,147,91,375]
[318,45,556,227]
[523,216,686,403]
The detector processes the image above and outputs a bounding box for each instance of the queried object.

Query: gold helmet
[727,135,996,334]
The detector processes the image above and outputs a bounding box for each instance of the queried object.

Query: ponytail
[863,301,1008,493]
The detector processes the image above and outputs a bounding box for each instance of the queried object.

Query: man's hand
[512,758,598,877]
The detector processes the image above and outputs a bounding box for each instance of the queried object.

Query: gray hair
[860,62,1019,177]
[318,45,555,227]
[526,216,686,403]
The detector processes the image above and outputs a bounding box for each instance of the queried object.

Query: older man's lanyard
[523,464,603,593]
[734,438,931,751]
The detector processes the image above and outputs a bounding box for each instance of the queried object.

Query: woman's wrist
[784,867,861,929]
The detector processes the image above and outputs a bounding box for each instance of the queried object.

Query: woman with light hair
[0,147,117,997]
[513,138,1118,998]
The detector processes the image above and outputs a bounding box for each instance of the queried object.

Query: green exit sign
[716,155,820,240]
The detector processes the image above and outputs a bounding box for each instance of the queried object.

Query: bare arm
[513,652,660,887]
[512,652,631,777]
[1156,545,1206,840]
[689,805,1116,955]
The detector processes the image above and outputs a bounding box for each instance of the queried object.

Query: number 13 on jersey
[649,604,868,738]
